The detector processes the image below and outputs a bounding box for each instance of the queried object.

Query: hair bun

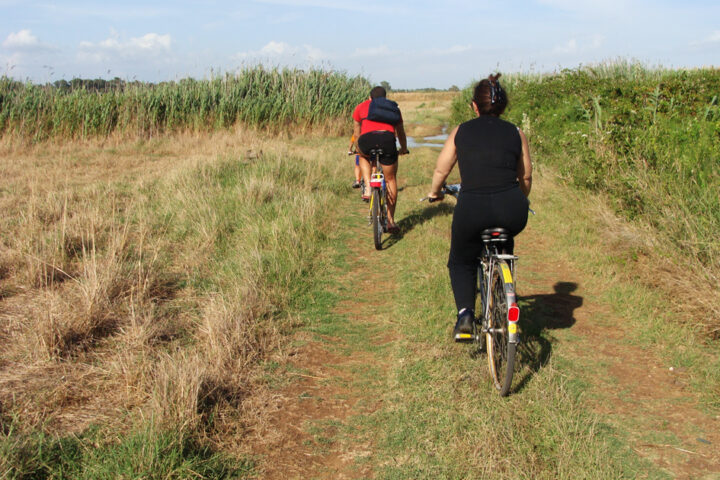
[473,73,508,116]
[488,73,502,84]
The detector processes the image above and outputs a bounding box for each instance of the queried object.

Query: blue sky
[1,0,719,88]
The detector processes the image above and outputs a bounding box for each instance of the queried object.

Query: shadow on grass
[512,281,583,392]
[381,203,455,249]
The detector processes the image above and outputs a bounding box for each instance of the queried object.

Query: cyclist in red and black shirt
[352,86,409,233]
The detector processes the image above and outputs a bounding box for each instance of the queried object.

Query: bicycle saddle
[367,147,385,156]
[481,228,510,243]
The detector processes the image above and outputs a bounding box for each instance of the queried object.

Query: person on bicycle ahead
[348,134,362,189]
[352,86,409,233]
[426,74,532,340]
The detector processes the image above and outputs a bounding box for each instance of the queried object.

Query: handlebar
[419,183,460,203]
[420,184,535,214]
[347,149,410,156]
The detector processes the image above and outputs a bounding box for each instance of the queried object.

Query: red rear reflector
[492,232,500,236]
[508,303,519,322]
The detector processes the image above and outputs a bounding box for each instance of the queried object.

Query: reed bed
[0,67,370,141]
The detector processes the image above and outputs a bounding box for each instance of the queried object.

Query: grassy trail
[2,91,717,479]
[249,138,720,478]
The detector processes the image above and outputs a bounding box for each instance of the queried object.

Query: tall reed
[0,67,370,141]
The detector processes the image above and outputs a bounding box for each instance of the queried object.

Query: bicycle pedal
[454,333,474,343]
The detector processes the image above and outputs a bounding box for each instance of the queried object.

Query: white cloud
[351,45,395,57]
[78,32,172,63]
[553,38,578,54]
[233,41,329,64]
[303,45,325,61]
[259,40,291,56]
[535,0,631,17]
[251,0,407,14]
[692,30,720,46]
[426,44,473,55]
[2,29,57,52]
[553,35,605,55]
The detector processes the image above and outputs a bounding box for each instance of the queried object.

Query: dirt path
[245,160,720,478]
[518,219,720,478]
[250,198,394,479]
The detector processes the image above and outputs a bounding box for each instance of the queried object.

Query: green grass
[262,142,668,478]
[0,422,252,479]
[522,173,720,412]
[357,154,654,479]
[4,86,717,477]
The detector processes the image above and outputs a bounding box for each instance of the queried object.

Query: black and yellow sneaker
[453,309,474,343]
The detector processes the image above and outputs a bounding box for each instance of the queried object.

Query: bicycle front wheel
[485,260,516,396]
[371,189,382,250]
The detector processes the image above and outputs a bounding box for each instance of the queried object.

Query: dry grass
[581,137,720,336]
[0,127,338,451]
[391,91,459,104]
[392,91,459,138]
[537,167,720,339]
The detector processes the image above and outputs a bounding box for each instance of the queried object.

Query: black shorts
[358,131,398,166]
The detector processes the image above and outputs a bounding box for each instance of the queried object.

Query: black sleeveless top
[454,115,521,193]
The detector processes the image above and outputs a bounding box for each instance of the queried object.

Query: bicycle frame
[367,151,388,249]
[421,182,526,395]
[478,245,520,345]
[368,156,386,208]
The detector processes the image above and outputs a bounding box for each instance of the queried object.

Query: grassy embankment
[0,68,367,478]
[449,64,720,411]
[2,63,718,477]
[452,64,720,336]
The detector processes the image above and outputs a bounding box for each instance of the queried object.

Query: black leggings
[447,187,529,312]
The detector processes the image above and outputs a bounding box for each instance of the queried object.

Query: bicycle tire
[372,189,382,250]
[474,262,487,353]
[485,260,516,396]
[381,190,388,233]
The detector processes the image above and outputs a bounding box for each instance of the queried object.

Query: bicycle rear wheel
[474,262,487,352]
[485,260,516,396]
[372,189,382,250]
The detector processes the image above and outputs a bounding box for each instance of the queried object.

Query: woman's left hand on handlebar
[427,191,444,203]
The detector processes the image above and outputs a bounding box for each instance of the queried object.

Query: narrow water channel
[406,126,449,149]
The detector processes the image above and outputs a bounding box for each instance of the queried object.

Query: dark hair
[472,73,507,116]
[370,86,387,99]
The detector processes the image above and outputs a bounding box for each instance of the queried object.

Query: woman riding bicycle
[427,74,533,340]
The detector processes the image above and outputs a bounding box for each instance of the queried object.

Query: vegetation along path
[1,80,718,479]
[248,112,720,478]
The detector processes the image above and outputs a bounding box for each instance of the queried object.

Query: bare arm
[517,128,533,197]
[429,126,459,198]
[353,120,361,148]
[395,122,408,154]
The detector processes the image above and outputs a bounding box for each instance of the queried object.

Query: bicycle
[348,149,363,190]
[422,184,526,396]
[366,148,388,250]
